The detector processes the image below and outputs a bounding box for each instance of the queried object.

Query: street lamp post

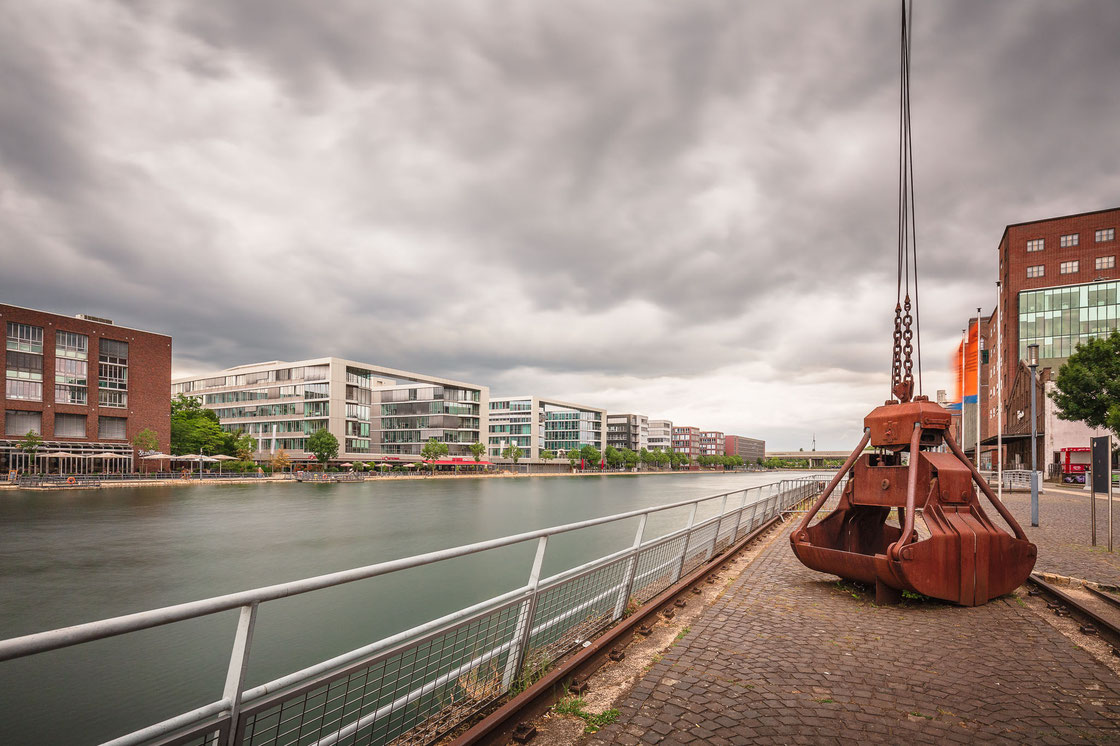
[1028,343,1039,527]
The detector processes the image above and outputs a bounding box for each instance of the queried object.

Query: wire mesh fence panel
[239,600,522,746]
[680,520,720,576]
[629,534,688,604]
[525,556,630,667]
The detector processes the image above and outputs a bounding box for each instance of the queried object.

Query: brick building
[961,207,1120,472]
[725,434,766,463]
[2,305,172,474]
[698,430,724,457]
[672,426,700,461]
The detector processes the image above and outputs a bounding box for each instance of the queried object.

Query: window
[1097,228,1115,243]
[1026,265,1044,278]
[1060,233,1079,247]
[54,413,87,438]
[99,339,128,393]
[1096,256,1116,270]
[55,384,87,405]
[1060,260,1079,275]
[56,331,88,359]
[1026,239,1044,253]
[7,351,43,380]
[5,410,42,436]
[98,416,127,439]
[6,323,43,353]
[6,380,42,401]
[98,390,128,408]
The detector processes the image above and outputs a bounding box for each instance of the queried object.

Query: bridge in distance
[765,450,848,468]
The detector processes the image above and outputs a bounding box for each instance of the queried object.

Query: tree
[639,448,651,469]
[271,449,291,473]
[170,394,226,456]
[469,441,487,462]
[540,449,555,461]
[567,449,581,469]
[307,429,339,466]
[132,427,158,454]
[234,433,257,461]
[20,430,43,472]
[622,448,640,470]
[605,445,622,470]
[502,444,523,468]
[655,450,670,469]
[421,437,450,469]
[581,445,601,468]
[1051,331,1120,437]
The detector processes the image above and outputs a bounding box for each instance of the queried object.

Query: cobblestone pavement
[1003,487,1120,585]
[585,519,1120,745]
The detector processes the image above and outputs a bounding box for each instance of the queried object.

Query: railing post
[612,514,648,621]
[730,490,748,542]
[673,503,699,582]
[704,495,728,561]
[501,536,548,691]
[221,603,258,746]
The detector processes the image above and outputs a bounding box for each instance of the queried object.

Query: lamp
[1027,343,1039,526]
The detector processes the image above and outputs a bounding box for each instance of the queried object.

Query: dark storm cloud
[2,0,1119,447]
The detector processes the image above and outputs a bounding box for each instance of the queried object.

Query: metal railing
[0,477,824,746]
[978,469,1039,490]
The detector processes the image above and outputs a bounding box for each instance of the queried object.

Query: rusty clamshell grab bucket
[790,397,1036,606]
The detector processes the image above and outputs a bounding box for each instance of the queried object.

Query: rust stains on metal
[791,397,1037,607]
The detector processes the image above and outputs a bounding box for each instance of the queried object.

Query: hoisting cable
[892,0,921,402]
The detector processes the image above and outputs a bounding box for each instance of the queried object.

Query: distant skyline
[2,1,1119,449]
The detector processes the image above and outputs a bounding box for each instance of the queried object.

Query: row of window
[4,410,125,439]
[1026,229,1115,252]
[1026,256,1116,278]
[173,365,330,394]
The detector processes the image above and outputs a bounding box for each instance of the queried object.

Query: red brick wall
[0,305,172,457]
[999,207,1120,398]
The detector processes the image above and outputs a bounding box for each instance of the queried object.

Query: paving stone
[583,513,1120,744]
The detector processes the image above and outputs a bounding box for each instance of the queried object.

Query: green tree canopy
[540,449,555,461]
[421,438,450,465]
[307,429,339,465]
[469,441,487,462]
[234,433,257,461]
[622,448,639,469]
[580,445,601,467]
[604,445,622,469]
[131,427,159,454]
[501,444,523,465]
[1051,330,1120,437]
[170,395,227,455]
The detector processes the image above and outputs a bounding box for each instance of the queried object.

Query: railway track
[1027,573,1120,652]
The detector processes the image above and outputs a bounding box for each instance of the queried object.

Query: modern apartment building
[698,430,724,457]
[606,413,648,452]
[173,358,488,464]
[672,426,700,460]
[488,396,605,463]
[725,435,765,463]
[648,419,673,452]
[2,304,172,473]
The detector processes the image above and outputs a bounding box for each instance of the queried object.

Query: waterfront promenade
[584,490,1120,745]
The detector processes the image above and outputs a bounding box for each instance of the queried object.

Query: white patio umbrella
[41,451,75,474]
[89,452,129,473]
[211,454,236,474]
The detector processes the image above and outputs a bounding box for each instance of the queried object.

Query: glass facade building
[488,396,605,461]
[1018,279,1120,361]
[173,358,488,464]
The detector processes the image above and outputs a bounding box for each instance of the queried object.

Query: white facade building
[648,419,673,452]
[173,358,488,464]
[488,396,605,463]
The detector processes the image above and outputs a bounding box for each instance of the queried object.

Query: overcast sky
[2,1,1119,450]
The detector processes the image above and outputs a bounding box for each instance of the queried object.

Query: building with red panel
[698,430,724,457]
[671,426,700,461]
[1,304,172,474]
[725,435,765,463]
